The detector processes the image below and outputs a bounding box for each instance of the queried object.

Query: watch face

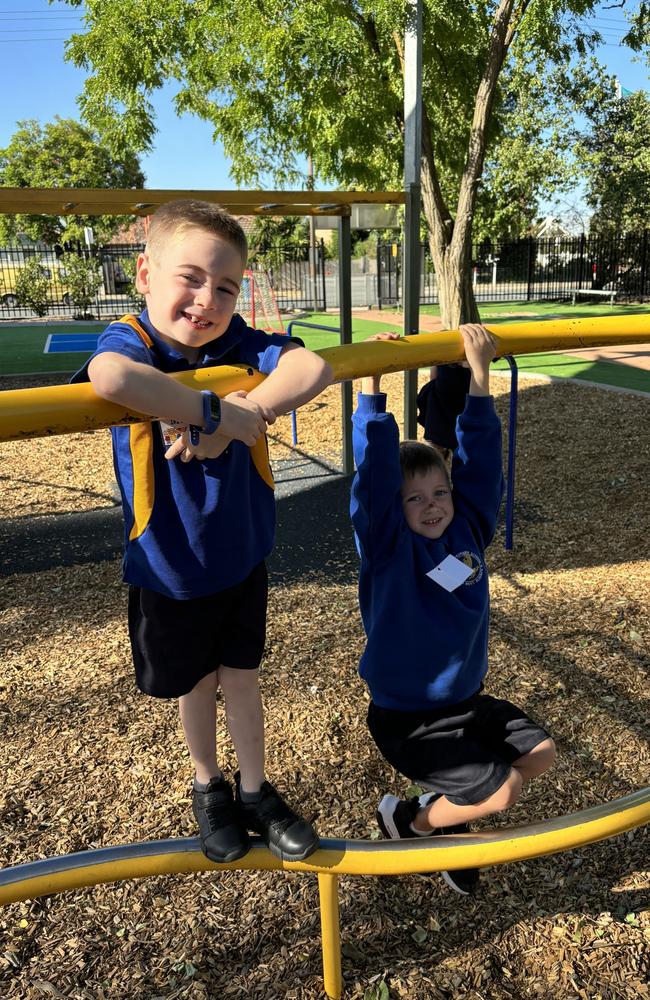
[209,394,221,422]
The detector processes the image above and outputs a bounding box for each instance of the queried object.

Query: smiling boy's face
[135,226,245,360]
[401,467,454,539]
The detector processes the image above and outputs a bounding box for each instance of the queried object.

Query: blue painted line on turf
[44,333,99,354]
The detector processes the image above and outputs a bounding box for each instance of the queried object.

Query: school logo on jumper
[455,550,483,585]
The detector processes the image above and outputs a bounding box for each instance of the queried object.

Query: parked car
[0,260,72,307]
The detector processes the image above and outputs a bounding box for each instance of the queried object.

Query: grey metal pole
[338,212,354,475]
[403,0,423,439]
[307,156,318,311]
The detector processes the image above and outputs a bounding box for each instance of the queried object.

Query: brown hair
[399,439,451,486]
[145,199,248,265]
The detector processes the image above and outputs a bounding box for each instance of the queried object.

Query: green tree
[60,0,649,327]
[579,90,650,235]
[13,257,51,317]
[0,117,144,245]
[249,215,308,257]
[61,253,104,315]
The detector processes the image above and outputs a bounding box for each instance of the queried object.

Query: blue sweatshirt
[72,310,302,599]
[350,392,504,711]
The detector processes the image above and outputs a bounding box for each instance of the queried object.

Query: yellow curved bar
[1,787,648,907]
[0,364,266,442]
[1,315,649,442]
[320,313,650,383]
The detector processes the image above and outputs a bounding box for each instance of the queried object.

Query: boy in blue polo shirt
[351,326,556,894]
[73,199,331,863]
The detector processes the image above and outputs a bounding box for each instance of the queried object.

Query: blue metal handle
[502,355,518,551]
[286,321,342,445]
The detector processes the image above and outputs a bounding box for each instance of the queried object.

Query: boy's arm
[351,332,405,562]
[360,330,401,396]
[462,323,493,398]
[88,351,269,447]
[245,342,332,415]
[167,342,331,463]
[450,325,505,547]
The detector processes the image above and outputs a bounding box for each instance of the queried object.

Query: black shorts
[368,692,552,806]
[416,365,471,451]
[128,561,268,699]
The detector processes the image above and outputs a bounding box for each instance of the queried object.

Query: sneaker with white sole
[376,792,479,896]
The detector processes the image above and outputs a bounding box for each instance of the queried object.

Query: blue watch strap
[189,390,221,445]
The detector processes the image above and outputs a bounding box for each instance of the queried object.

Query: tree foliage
[13,258,51,317]
[248,215,308,256]
[580,90,650,235]
[61,253,104,314]
[0,117,144,245]
[59,0,649,325]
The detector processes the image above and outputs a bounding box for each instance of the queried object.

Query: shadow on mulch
[0,472,358,583]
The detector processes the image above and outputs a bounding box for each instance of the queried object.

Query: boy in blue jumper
[73,199,332,864]
[351,325,556,895]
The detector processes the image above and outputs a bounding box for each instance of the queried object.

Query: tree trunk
[431,242,481,329]
[420,114,481,330]
[417,0,525,331]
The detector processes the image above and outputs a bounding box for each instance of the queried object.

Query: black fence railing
[377,232,650,307]
[0,240,329,320]
[2,232,647,322]
[0,242,145,321]
[249,240,328,313]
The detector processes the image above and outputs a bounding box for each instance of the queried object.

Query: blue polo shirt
[72,310,301,599]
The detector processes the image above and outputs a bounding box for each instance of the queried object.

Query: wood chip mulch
[0,370,648,999]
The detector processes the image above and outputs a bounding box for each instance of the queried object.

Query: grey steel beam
[338,212,354,475]
[402,0,423,438]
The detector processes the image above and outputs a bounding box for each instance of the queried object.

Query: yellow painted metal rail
[1,787,649,998]
[1,315,649,442]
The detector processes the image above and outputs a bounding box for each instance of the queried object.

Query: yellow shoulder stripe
[119,314,153,347]
[250,436,275,491]
[128,421,155,541]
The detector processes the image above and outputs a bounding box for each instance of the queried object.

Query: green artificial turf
[0,322,105,376]
[492,352,649,393]
[285,313,402,348]
[419,300,650,322]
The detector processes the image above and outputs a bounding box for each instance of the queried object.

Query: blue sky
[0,1,648,193]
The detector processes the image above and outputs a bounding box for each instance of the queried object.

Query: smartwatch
[190,390,222,445]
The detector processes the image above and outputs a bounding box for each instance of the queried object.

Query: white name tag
[160,418,187,451]
[426,555,473,592]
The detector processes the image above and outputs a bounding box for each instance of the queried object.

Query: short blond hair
[145,199,248,265]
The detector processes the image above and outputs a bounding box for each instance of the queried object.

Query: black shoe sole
[199,839,251,864]
[266,837,320,863]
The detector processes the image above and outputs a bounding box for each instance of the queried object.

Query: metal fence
[249,241,328,313]
[2,232,648,321]
[377,232,650,307]
[0,240,329,320]
[0,241,145,321]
